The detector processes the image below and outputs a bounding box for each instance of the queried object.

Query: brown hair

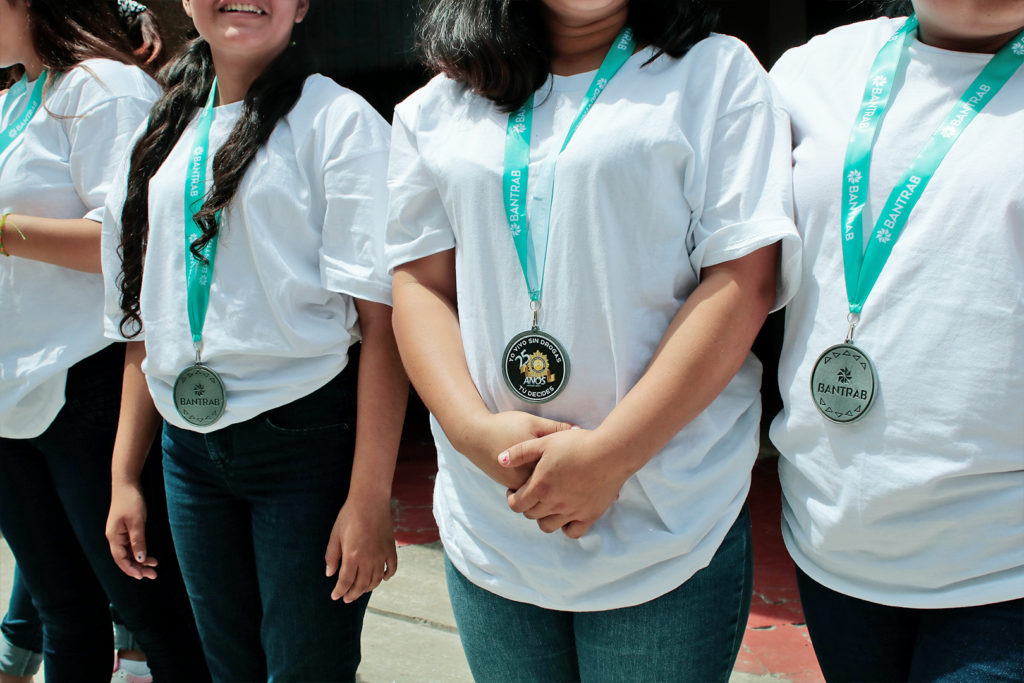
[0,0,154,88]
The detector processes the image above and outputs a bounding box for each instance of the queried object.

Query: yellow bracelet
[0,213,26,257]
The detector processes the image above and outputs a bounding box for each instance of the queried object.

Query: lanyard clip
[530,300,541,331]
[194,341,203,365]
[845,312,861,344]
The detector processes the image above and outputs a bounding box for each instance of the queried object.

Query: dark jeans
[0,566,42,676]
[162,361,370,682]
[796,566,1024,683]
[0,344,209,683]
[445,505,754,683]
[0,570,141,677]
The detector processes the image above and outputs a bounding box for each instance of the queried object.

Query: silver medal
[810,343,877,424]
[173,363,226,427]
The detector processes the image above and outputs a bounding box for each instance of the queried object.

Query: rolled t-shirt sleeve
[385,105,456,272]
[100,130,143,342]
[318,96,394,307]
[689,75,801,311]
[67,93,157,224]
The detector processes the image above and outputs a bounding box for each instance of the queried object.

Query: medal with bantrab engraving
[173,363,226,427]
[810,343,877,424]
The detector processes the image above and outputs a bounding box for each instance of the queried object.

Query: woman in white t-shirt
[0,1,210,681]
[102,0,407,680]
[770,0,1024,679]
[387,0,800,679]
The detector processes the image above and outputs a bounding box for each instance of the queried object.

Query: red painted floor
[389,412,823,682]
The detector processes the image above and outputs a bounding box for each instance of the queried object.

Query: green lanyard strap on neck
[502,27,637,305]
[841,17,1024,316]
[0,72,49,158]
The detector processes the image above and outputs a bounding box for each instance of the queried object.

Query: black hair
[417,0,717,111]
[117,2,321,337]
[877,0,912,17]
[0,0,153,88]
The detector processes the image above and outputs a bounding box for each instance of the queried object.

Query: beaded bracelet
[117,0,147,19]
[0,213,25,257]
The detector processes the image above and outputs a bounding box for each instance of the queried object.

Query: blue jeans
[162,362,370,682]
[0,567,42,676]
[0,344,209,683]
[796,567,1024,682]
[445,505,753,683]
[0,573,140,677]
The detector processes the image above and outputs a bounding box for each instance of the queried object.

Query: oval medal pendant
[502,330,570,404]
[173,363,226,427]
[810,343,877,424]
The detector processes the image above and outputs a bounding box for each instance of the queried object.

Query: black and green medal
[500,27,636,403]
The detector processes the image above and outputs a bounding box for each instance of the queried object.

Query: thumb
[498,436,547,468]
[128,516,150,565]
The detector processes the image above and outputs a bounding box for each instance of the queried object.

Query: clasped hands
[469,411,631,539]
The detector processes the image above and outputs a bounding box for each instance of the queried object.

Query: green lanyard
[0,72,49,158]
[502,27,636,317]
[183,80,222,355]
[841,17,1024,322]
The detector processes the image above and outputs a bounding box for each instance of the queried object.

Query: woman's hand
[106,480,158,579]
[499,428,629,538]
[325,494,398,603]
[463,410,576,490]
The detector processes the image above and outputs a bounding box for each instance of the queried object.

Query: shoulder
[639,33,778,118]
[50,59,160,113]
[393,72,476,132]
[289,74,390,158]
[771,17,905,91]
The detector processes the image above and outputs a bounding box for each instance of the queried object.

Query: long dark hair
[877,0,912,17]
[417,0,718,111]
[0,0,150,88]
[116,3,320,337]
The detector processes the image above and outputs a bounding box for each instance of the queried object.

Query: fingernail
[571,425,581,430]
[499,451,509,465]
[136,552,145,562]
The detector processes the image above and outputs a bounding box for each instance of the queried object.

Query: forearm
[393,253,572,489]
[392,259,491,453]
[0,215,102,272]
[595,244,780,476]
[347,302,408,506]
[111,341,161,486]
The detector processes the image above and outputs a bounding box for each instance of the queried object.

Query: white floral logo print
[509,224,521,236]
[872,75,888,88]
[847,170,863,185]
[511,123,526,135]
[876,228,893,244]
[940,125,958,138]
[1011,39,1024,57]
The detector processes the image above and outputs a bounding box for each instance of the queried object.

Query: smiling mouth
[220,3,266,14]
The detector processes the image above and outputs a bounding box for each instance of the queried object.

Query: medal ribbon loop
[184,80,223,353]
[841,18,1024,316]
[502,27,637,306]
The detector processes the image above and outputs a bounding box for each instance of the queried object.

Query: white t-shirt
[102,75,392,432]
[0,59,159,439]
[770,18,1024,608]
[387,35,801,611]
